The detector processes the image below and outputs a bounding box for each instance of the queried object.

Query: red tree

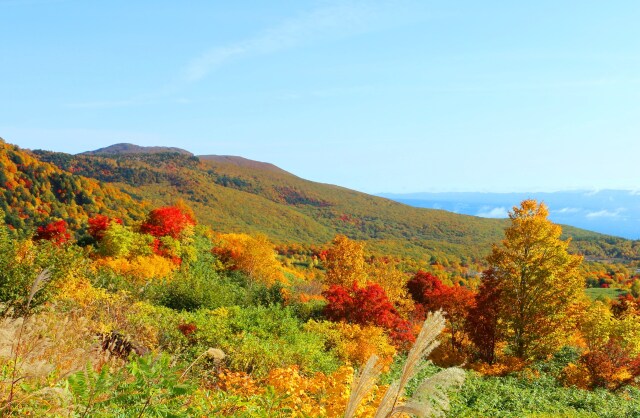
[323,282,414,347]
[407,271,475,351]
[34,220,71,246]
[465,269,502,364]
[407,271,446,307]
[88,214,122,241]
[140,206,195,239]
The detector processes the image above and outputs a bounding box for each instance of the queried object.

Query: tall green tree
[486,199,584,360]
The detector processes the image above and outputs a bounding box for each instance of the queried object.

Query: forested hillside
[0,140,146,234]
[31,144,640,264]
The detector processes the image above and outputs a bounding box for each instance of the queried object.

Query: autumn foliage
[322,282,414,347]
[483,200,584,360]
[213,233,284,285]
[579,338,640,390]
[323,235,367,287]
[140,206,195,239]
[34,220,70,246]
[466,269,502,364]
[407,271,475,352]
[87,214,122,241]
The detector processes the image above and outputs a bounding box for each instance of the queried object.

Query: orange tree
[484,199,583,360]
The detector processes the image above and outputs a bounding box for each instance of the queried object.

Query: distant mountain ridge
[20,141,640,263]
[81,143,193,156]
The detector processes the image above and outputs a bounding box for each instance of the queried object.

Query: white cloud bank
[476,207,509,218]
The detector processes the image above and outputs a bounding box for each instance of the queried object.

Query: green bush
[449,371,640,417]
[68,354,196,417]
[0,218,87,316]
[152,270,246,312]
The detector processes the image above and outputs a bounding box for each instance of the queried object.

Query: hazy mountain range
[379,191,640,240]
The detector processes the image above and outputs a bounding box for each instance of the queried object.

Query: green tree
[100,222,153,258]
[631,279,640,298]
[486,199,584,359]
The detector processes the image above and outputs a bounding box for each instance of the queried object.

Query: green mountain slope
[29,144,640,263]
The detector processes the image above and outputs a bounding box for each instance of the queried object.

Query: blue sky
[2,0,640,194]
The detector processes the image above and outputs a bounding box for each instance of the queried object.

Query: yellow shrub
[470,355,526,377]
[216,369,264,397]
[304,321,396,369]
[561,362,591,389]
[57,275,112,308]
[94,254,176,283]
[214,364,386,417]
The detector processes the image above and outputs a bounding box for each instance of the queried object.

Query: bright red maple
[88,214,122,241]
[34,220,71,246]
[140,206,195,239]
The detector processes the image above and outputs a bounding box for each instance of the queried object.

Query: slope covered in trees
[31,143,640,264]
[0,140,146,235]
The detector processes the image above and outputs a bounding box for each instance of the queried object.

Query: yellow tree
[367,259,414,316]
[487,199,583,359]
[323,235,368,287]
[215,233,284,286]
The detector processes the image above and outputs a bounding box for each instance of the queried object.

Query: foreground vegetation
[0,195,639,417]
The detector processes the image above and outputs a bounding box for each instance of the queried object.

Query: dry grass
[344,310,465,418]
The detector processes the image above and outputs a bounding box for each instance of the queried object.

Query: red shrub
[580,338,640,390]
[178,322,198,337]
[407,271,446,307]
[34,220,71,246]
[323,282,415,347]
[611,294,640,318]
[408,270,476,352]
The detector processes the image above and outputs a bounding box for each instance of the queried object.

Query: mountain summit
[81,143,193,156]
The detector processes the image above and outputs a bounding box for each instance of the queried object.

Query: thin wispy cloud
[65,99,148,109]
[65,96,191,109]
[584,189,601,197]
[554,207,581,214]
[184,1,399,82]
[586,208,626,219]
[64,1,419,108]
